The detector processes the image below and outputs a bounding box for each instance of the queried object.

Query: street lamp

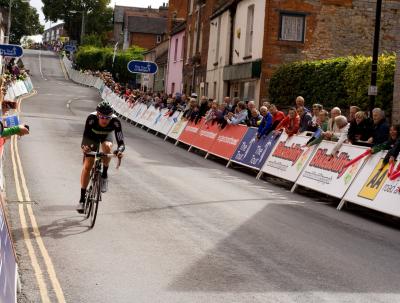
[6,0,29,44]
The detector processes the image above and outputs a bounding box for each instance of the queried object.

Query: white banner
[261,133,317,182]
[296,142,370,198]
[344,152,400,216]
[167,115,188,140]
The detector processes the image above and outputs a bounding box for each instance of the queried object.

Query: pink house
[166,22,185,96]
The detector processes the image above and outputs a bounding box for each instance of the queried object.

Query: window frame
[278,12,306,43]
[245,4,255,57]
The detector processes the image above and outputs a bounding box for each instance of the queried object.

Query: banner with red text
[260,133,317,182]
[344,152,400,216]
[207,124,248,160]
[296,142,370,198]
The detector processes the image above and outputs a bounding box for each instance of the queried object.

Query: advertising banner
[167,117,188,140]
[261,133,316,182]
[149,108,167,131]
[0,202,17,303]
[344,153,400,216]
[296,142,369,198]
[190,120,220,152]
[157,111,182,136]
[177,119,202,146]
[231,128,280,170]
[207,124,248,160]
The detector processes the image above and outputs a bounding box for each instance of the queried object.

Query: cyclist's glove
[115,145,125,154]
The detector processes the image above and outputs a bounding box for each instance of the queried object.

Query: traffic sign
[0,44,23,57]
[127,60,158,74]
[64,45,77,52]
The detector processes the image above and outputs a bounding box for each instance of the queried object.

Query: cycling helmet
[96,101,113,115]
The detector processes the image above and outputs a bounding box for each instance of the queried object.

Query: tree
[42,0,112,43]
[0,0,44,44]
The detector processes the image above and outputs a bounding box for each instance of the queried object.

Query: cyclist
[76,101,125,213]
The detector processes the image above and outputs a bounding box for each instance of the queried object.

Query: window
[245,5,254,57]
[157,35,162,43]
[279,13,306,42]
[174,38,178,61]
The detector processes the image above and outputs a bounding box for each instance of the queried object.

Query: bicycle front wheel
[84,184,93,219]
[89,176,101,228]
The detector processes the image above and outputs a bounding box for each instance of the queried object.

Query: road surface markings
[12,95,67,302]
[11,136,51,303]
[39,51,47,81]
[59,57,69,80]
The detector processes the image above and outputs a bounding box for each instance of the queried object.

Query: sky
[29,0,167,29]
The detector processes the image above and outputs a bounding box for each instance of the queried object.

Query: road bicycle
[83,151,121,228]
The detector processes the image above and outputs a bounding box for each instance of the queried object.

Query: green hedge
[75,46,146,83]
[268,54,396,115]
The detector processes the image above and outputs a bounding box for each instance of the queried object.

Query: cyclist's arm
[113,119,125,152]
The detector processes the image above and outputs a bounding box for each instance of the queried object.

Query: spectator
[274,107,300,137]
[204,100,218,125]
[371,124,400,168]
[223,96,233,111]
[196,96,210,123]
[347,111,373,146]
[246,101,256,124]
[367,108,389,145]
[231,97,240,113]
[295,96,309,112]
[257,106,273,139]
[348,105,360,123]
[248,108,262,127]
[183,98,199,121]
[225,101,248,125]
[306,109,329,147]
[311,103,323,124]
[326,107,342,135]
[269,104,285,130]
[297,106,313,133]
[329,115,349,156]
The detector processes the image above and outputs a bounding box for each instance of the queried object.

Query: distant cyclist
[77,101,125,213]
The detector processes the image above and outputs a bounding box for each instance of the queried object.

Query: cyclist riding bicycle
[76,100,125,213]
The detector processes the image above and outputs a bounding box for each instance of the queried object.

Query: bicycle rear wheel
[89,175,101,228]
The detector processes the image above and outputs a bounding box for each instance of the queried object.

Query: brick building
[182,0,217,97]
[113,5,168,50]
[260,0,400,101]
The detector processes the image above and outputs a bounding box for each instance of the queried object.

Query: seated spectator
[327,107,342,133]
[306,109,329,146]
[367,108,389,145]
[269,104,285,130]
[274,107,300,137]
[297,106,313,133]
[329,115,350,156]
[248,108,262,127]
[348,105,360,123]
[225,101,248,125]
[347,111,373,146]
[371,124,400,168]
[257,106,273,139]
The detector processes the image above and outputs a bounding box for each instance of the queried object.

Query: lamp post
[368,0,383,115]
[6,0,29,44]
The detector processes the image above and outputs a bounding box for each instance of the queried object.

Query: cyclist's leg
[101,141,113,168]
[81,156,95,189]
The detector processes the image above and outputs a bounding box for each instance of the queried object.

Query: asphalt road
[5,50,400,303]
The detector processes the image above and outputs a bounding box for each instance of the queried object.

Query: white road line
[39,51,47,80]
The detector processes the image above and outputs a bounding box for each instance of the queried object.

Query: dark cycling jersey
[82,112,125,152]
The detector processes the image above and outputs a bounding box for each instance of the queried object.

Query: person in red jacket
[269,104,285,129]
[274,107,300,137]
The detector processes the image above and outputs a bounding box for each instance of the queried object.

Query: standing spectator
[269,104,285,130]
[367,108,389,145]
[295,96,309,112]
[371,124,400,168]
[306,109,329,147]
[246,101,256,124]
[347,111,373,146]
[297,106,313,133]
[311,103,323,124]
[274,107,300,137]
[257,106,273,139]
[204,100,218,125]
[231,97,240,113]
[248,108,262,127]
[329,115,350,156]
[348,105,360,123]
[225,101,248,125]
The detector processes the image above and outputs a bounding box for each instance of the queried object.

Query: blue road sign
[127,60,158,74]
[64,45,77,52]
[0,44,23,57]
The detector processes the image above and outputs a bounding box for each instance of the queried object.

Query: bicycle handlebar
[84,151,122,169]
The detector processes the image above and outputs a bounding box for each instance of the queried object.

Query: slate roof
[128,16,167,34]
[171,21,186,36]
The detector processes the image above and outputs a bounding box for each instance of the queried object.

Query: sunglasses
[98,115,112,120]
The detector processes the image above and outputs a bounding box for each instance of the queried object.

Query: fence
[62,57,400,218]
